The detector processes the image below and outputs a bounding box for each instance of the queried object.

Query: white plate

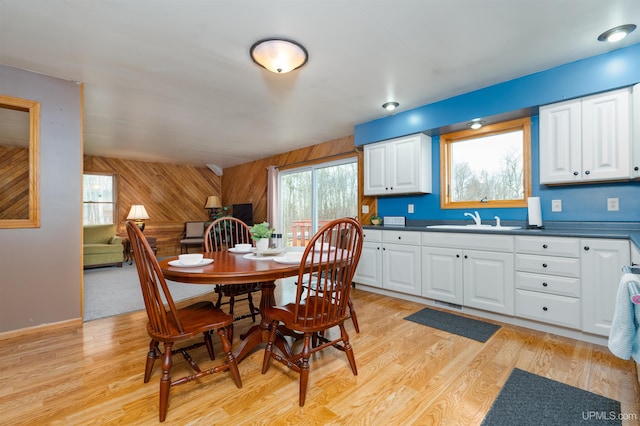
[243,253,278,261]
[228,247,253,253]
[168,258,214,267]
[272,256,306,264]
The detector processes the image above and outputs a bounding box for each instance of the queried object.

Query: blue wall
[356,44,640,223]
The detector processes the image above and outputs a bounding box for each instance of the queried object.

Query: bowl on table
[179,253,203,265]
[235,243,252,252]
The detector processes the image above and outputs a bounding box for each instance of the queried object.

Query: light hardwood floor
[1,281,639,425]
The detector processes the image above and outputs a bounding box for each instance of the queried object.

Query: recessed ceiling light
[597,24,636,42]
[250,38,308,73]
[382,102,399,111]
[468,120,485,130]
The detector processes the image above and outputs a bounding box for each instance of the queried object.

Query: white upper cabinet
[364,133,432,195]
[539,87,632,184]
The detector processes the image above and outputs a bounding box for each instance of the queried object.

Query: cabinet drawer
[515,254,580,277]
[515,236,580,257]
[515,271,580,297]
[383,230,421,245]
[516,289,581,329]
[362,229,382,243]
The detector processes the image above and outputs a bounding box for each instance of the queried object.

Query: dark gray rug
[404,307,500,342]
[482,368,622,426]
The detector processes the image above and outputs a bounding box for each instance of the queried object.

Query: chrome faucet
[464,211,482,225]
[494,216,501,227]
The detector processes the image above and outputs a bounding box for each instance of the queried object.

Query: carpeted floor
[482,368,622,426]
[404,306,500,342]
[83,261,216,321]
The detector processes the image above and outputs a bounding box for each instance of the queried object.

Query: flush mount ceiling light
[468,119,485,130]
[250,38,308,73]
[598,24,636,42]
[382,102,399,111]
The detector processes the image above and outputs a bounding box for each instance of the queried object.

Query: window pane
[281,170,312,246]
[450,130,523,202]
[317,162,357,225]
[83,174,115,225]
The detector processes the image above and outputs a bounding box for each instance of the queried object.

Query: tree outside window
[441,117,531,209]
[83,173,115,225]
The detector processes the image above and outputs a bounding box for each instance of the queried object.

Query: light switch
[408,204,414,214]
[362,205,369,214]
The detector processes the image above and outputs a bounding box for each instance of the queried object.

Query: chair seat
[217,282,262,297]
[180,238,204,244]
[264,300,345,333]
[149,301,234,341]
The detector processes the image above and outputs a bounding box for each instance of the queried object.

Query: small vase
[255,238,269,251]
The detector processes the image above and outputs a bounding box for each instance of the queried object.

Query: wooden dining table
[159,250,304,362]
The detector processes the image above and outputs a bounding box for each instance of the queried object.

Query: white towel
[608,273,640,363]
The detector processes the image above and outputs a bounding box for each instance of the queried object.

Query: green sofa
[83,224,124,268]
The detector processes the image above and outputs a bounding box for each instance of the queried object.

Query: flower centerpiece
[370,215,382,226]
[249,221,275,251]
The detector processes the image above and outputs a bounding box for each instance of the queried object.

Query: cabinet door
[581,88,631,181]
[383,243,421,295]
[388,135,422,194]
[422,246,463,304]
[353,242,383,288]
[539,99,582,184]
[633,83,640,178]
[581,238,630,336]
[463,250,514,315]
[363,142,388,195]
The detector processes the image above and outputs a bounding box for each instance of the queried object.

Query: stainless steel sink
[426,224,521,231]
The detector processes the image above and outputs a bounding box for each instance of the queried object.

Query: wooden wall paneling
[222,135,378,225]
[0,146,30,220]
[84,156,221,256]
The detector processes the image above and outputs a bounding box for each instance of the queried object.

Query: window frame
[440,117,531,209]
[83,172,117,225]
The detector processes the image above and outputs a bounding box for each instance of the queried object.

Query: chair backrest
[184,221,205,239]
[293,217,363,330]
[205,216,253,252]
[126,220,185,336]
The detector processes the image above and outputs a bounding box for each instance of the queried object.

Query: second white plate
[168,258,214,267]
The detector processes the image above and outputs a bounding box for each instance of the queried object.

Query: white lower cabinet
[353,229,382,288]
[515,236,581,329]
[581,238,630,336]
[354,229,421,296]
[382,231,421,295]
[422,233,514,315]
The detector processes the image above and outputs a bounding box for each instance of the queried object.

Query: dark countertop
[363,220,640,249]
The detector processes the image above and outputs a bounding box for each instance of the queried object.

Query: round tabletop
[159,251,302,285]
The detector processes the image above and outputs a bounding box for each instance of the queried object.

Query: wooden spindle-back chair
[261,217,363,406]
[126,221,242,422]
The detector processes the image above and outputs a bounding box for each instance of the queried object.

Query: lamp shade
[127,205,149,220]
[250,38,308,73]
[204,196,222,209]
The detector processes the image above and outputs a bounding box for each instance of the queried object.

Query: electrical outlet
[408,204,414,214]
[551,199,562,212]
[361,204,369,214]
[607,198,619,211]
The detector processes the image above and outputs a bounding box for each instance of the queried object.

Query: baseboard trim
[0,318,82,341]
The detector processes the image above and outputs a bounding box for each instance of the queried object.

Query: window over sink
[440,117,531,209]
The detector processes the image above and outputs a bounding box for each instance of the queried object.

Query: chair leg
[217,328,242,389]
[227,296,236,342]
[299,334,312,407]
[261,320,279,374]
[340,324,358,376]
[348,298,360,333]
[144,340,159,383]
[159,342,173,422]
[204,331,215,360]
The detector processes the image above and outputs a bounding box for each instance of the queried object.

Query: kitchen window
[279,157,357,246]
[440,117,531,209]
[83,173,116,225]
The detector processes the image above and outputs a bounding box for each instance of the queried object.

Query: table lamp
[127,205,149,231]
[204,195,222,220]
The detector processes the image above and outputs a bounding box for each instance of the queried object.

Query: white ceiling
[1,0,639,169]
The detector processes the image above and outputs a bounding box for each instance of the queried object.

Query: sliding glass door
[279,158,357,246]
